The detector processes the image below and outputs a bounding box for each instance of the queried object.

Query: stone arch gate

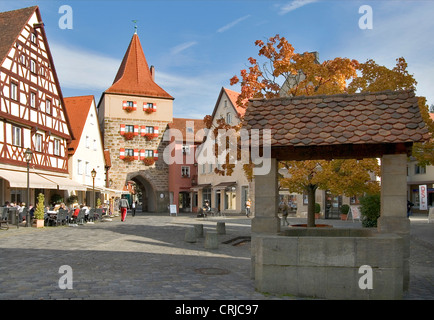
[243,90,430,299]
[126,169,169,213]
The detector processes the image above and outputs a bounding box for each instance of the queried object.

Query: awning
[213,182,236,189]
[0,169,57,189]
[41,174,87,191]
[190,183,211,191]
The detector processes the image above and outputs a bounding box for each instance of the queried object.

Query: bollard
[204,231,219,249]
[216,221,226,235]
[184,226,197,243]
[194,224,204,238]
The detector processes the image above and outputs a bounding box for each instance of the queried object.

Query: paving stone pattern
[0,213,432,300]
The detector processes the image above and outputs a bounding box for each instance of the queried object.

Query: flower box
[124,132,135,140]
[143,157,155,166]
[123,155,135,162]
[144,133,155,141]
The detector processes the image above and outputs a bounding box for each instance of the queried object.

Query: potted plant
[340,204,350,220]
[33,193,45,228]
[145,108,154,114]
[314,202,321,219]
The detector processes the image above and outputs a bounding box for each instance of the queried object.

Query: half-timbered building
[0,6,83,207]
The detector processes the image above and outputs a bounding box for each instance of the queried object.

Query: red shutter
[140,126,146,136]
[122,101,127,109]
[153,126,159,137]
[134,125,139,136]
[120,124,125,135]
[140,149,145,160]
[133,101,137,110]
[134,149,139,160]
[153,103,157,111]
[119,148,125,159]
[153,150,158,160]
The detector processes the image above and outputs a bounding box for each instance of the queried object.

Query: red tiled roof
[223,87,247,117]
[105,33,173,99]
[0,6,37,65]
[63,95,94,155]
[168,118,206,143]
[211,87,247,120]
[242,90,430,147]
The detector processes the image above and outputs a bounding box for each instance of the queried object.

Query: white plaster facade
[196,87,250,214]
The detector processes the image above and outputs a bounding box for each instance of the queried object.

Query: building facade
[97,31,174,212]
[196,87,250,214]
[64,95,111,207]
[167,118,205,213]
[0,6,84,207]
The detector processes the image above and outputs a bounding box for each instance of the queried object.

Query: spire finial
[132,20,138,34]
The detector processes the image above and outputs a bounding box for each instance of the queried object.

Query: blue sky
[1,0,433,119]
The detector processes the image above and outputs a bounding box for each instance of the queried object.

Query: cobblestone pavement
[0,212,432,300]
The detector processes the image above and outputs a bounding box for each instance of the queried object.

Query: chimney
[150,65,155,81]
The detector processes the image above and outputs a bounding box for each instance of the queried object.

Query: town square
[0,0,433,305]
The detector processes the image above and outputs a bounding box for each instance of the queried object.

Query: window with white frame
[45,99,51,114]
[35,133,42,152]
[182,145,190,154]
[145,126,154,133]
[31,32,37,44]
[30,60,36,73]
[54,139,60,156]
[30,92,36,108]
[226,112,232,125]
[85,161,90,176]
[12,126,21,146]
[125,125,134,133]
[11,82,18,101]
[181,166,190,177]
[144,149,153,158]
[77,159,83,174]
[85,136,89,148]
[415,165,426,175]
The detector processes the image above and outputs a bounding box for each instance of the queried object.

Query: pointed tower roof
[105,33,173,99]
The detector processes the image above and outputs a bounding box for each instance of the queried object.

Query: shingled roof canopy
[242,90,431,161]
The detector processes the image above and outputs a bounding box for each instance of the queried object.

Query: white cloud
[217,15,251,33]
[277,0,318,15]
[170,41,198,55]
[50,41,119,91]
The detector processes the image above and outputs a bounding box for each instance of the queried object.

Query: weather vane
[132,20,138,34]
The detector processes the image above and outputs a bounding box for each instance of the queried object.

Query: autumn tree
[228,34,424,227]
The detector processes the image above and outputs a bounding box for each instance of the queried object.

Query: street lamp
[24,148,32,227]
[91,168,96,208]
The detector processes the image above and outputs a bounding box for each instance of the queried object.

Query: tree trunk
[306,184,318,227]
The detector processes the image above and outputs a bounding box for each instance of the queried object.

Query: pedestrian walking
[245,198,251,217]
[407,200,414,217]
[119,198,129,222]
[132,201,136,217]
[279,200,289,226]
